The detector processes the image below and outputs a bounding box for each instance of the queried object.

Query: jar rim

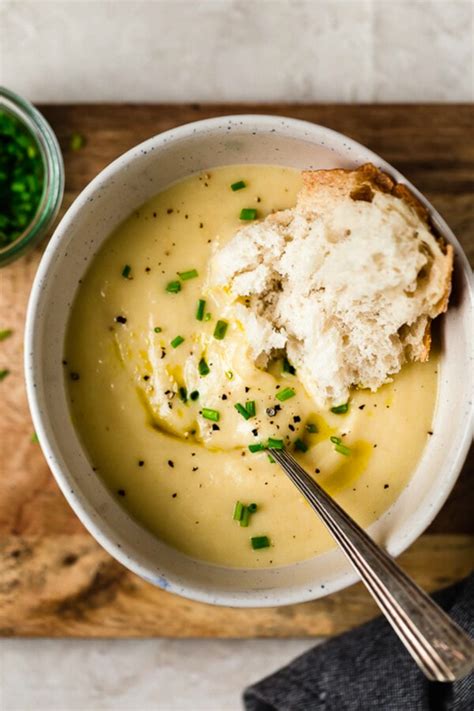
[0,87,65,266]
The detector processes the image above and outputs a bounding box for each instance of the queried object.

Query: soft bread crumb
[208,163,452,407]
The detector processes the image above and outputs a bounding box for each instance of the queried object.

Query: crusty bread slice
[209,163,453,406]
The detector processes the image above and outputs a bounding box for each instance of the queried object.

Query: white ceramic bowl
[25,115,473,607]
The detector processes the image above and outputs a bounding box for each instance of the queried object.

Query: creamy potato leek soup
[65,165,439,568]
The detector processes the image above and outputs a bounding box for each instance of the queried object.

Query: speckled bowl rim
[25,115,473,607]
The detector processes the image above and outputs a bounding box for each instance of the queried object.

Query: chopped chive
[276,387,295,402]
[166,280,181,294]
[247,503,258,513]
[213,319,228,340]
[268,454,275,464]
[153,326,162,333]
[178,269,199,281]
[331,402,349,414]
[0,329,13,341]
[267,437,284,450]
[294,438,308,453]
[178,386,187,403]
[70,131,86,151]
[249,443,265,453]
[282,357,296,375]
[233,501,244,521]
[190,390,199,401]
[225,370,234,380]
[240,506,250,527]
[235,403,251,420]
[245,400,256,417]
[204,313,212,321]
[306,423,318,433]
[330,436,351,456]
[202,407,220,422]
[170,335,185,348]
[251,536,270,550]
[0,369,10,381]
[196,299,206,321]
[231,180,246,191]
[121,264,132,279]
[198,358,210,376]
[239,208,257,221]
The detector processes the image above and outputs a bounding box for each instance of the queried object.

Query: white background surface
[1,1,473,710]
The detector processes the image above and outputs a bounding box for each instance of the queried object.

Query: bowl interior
[25,116,473,606]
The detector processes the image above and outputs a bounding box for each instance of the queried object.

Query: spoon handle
[270,448,474,682]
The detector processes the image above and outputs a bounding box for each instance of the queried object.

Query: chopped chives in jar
[239,208,257,221]
[276,387,295,402]
[178,269,199,281]
[0,108,44,248]
[202,407,220,422]
[230,180,246,191]
[294,438,308,452]
[121,264,132,279]
[196,299,206,321]
[166,280,181,294]
[331,402,349,414]
[213,320,228,340]
[330,436,351,456]
[170,335,184,348]
[267,437,284,450]
[198,357,210,376]
[251,536,270,550]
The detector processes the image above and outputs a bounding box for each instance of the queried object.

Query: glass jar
[0,87,64,266]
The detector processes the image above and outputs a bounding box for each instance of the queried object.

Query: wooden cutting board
[1,104,473,638]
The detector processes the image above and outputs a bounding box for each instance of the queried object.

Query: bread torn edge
[299,162,453,363]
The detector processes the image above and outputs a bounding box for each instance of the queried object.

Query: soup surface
[65,165,438,568]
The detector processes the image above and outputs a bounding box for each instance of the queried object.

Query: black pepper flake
[117,489,126,497]
[62,359,68,366]
[245,386,250,393]
[161,348,166,359]
[172,492,177,498]
[252,428,259,437]
[153,212,157,218]
[192,466,198,472]
[143,375,150,381]
[138,460,145,467]
[359,404,365,410]
[185,214,189,219]
[293,415,301,423]
[315,468,320,474]
[212,424,220,431]
[115,315,127,324]
[199,222,204,228]
[167,208,174,214]
[168,460,174,468]
[257,197,261,203]
[384,484,389,489]
[221,394,228,400]
[373,444,378,448]
[289,424,295,432]
[70,372,80,381]
[428,431,434,436]
[145,267,151,272]
[191,452,196,456]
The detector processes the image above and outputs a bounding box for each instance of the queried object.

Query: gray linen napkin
[244,574,473,711]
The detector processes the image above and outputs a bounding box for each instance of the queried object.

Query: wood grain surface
[1,104,472,638]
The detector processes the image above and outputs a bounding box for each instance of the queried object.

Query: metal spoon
[269,447,474,682]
